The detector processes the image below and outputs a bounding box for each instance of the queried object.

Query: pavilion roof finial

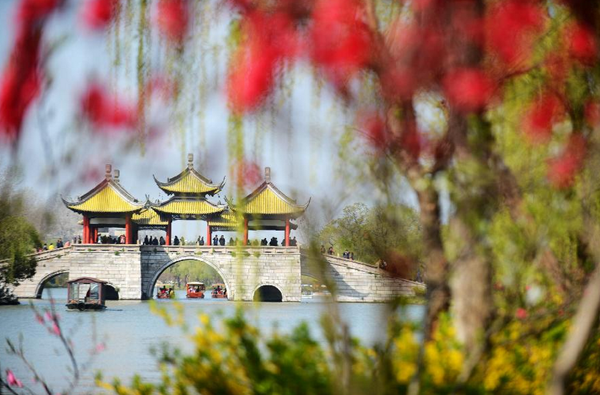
[113,169,120,183]
[265,167,271,183]
[187,153,194,169]
[105,164,112,180]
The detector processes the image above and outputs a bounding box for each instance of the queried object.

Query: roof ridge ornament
[105,164,112,180]
[113,169,120,183]
[265,167,271,183]
[187,153,193,169]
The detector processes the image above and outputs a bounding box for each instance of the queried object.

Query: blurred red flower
[443,68,495,113]
[486,1,544,67]
[80,83,138,130]
[584,100,600,127]
[17,0,60,25]
[567,23,597,65]
[522,94,563,142]
[156,0,189,44]
[547,134,586,188]
[309,0,372,88]
[82,0,118,30]
[516,308,528,320]
[360,113,388,152]
[227,10,297,114]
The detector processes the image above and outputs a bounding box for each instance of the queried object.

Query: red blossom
[547,134,586,188]
[6,369,23,388]
[80,83,138,130]
[361,113,388,152]
[17,0,60,25]
[82,0,118,30]
[486,1,545,67]
[155,0,189,44]
[584,100,600,127]
[235,160,262,188]
[227,11,297,114]
[309,0,372,88]
[515,308,528,320]
[567,23,597,64]
[522,94,563,142]
[443,68,495,113]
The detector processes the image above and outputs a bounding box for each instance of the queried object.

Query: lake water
[0,288,424,394]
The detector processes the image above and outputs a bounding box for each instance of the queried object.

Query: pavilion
[62,165,144,244]
[219,167,309,246]
[151,153,225,245]
[62,155,309,246]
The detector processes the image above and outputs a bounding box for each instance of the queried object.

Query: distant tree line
[318,203,423,278]
[158,260,223,289]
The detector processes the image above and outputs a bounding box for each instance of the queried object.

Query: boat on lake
[157,284,175,299]
[66,277,107,311]
[210,283,227,299]
[186,282,205,298]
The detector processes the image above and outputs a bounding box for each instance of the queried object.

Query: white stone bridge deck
[8,245,423,302]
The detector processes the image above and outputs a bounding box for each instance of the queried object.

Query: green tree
[0,183,41,287]
[319,203,422,275]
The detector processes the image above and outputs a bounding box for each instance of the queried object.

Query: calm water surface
[0,288,423,393]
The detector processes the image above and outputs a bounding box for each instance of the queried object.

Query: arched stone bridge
[10,245,423,302]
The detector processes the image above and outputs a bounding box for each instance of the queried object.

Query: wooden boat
[66,277,107,311]
[186,282,205,299]
[156,285,175,299]
[210,283,227,299]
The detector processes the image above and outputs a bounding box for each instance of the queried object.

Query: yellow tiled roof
[242,186,307,215]
[207,212,240,228]
[154,169,223,195]
[153,199,223,216]
[132,209,168,226]
[65,184,142,213]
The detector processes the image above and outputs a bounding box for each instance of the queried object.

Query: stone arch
[35,270,68,299]
[252,284,284,302]
[147,256,231,300]
[105,284,120,300]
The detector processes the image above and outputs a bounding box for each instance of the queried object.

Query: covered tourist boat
[186,282,205,298]
[66,277,107,311]
[157,285,175,299]
[211,283,227,299]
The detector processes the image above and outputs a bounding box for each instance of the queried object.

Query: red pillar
[243,217,249,245]
[206,224,211,246]
[166,220,172,245]
[83,216,90,244]
[93,227,98,243]
[125,214,131,244]
[285,217,290,247]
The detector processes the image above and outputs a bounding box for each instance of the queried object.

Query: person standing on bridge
[219,235,225,246]
[173,236,180,245]
[213,235,218,245]
[159,236,165,245]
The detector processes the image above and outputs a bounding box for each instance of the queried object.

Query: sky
[0,0,422,242]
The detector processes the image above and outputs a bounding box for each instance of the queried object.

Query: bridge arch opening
[35,270,68,299]
[253,285,283,302]
[148,257,230,300]
[105,284,119,300]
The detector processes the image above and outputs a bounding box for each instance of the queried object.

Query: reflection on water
[0,288,424,394]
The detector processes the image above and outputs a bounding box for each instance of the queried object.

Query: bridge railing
[140,245,301,255]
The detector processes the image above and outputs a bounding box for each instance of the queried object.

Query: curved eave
[234,187,311,218]
[132,208,168,227]
[153,170,224,196]
[61,192,144,215]
[152,198,224,217]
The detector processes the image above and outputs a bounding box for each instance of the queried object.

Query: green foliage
[318,203,422,266]
[0,186,41,286]
[159,260,222,288]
